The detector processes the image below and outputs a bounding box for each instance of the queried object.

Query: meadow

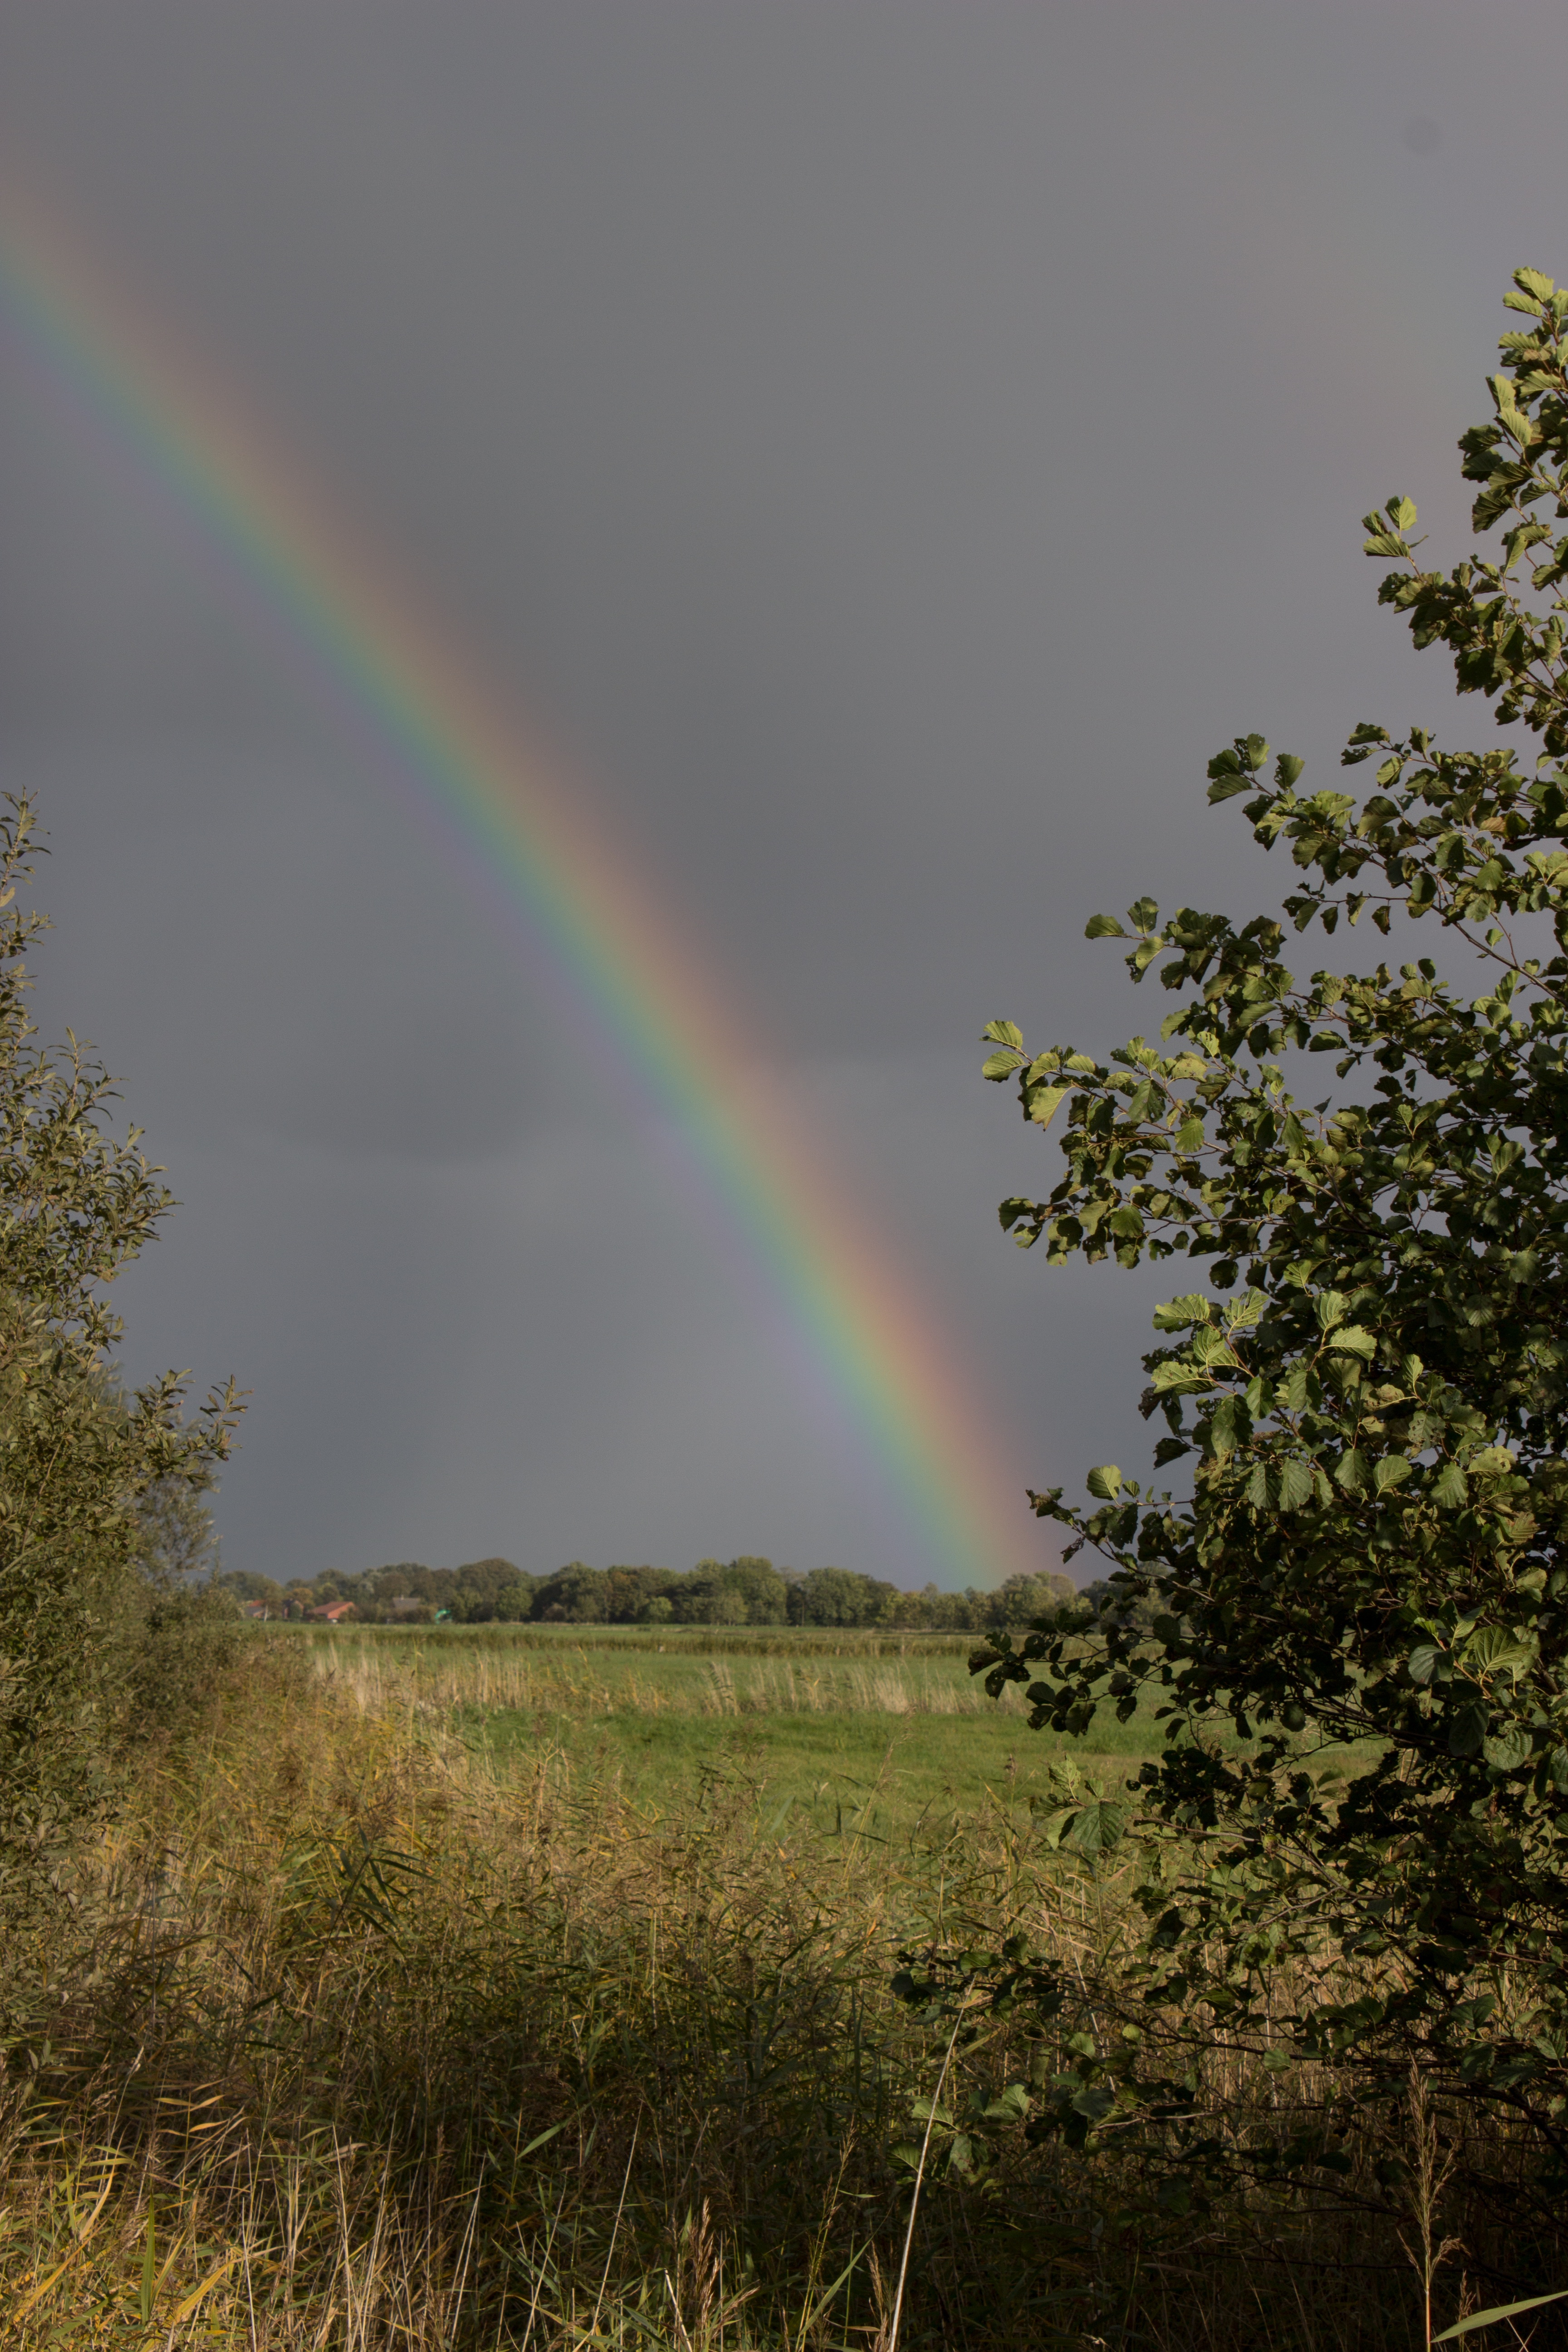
[298,1621,1165,1842]
[0,1623,1553,2350]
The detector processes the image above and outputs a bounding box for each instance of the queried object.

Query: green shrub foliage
[0,799,238,1915]
[973,270,1568,2173]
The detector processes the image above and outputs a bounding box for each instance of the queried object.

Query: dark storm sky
[2,2,1567,1587]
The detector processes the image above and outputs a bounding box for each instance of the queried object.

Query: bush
[971,265,1568,2213]
[0,798,238,1981]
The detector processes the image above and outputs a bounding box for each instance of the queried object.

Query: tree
[788,1567,898,1627]
[133,1470,220,1585]
[966,268,1568,2197]
[982,1572,1076,1631]
[0,798,239,1932]
[531,1562,608,1622]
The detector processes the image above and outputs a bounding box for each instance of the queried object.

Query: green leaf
[1469,1446,1516,1478]
[1026,1083,1068,1131]
[1066,1801,1126,1855]
[1461,1626,1537,1680]
[1407,1643,1443,1686]
[1277,1459,1314,1512]
[1207,772,1254,804]
[1315,1292,1348,1332]
[1372,1454,1412,1493]
[1152,1295,1214,1332]
[1207,1396,1251,1461]
[1086,1465,1122,1500]
[1448,1703,1487,1758]
[1328,1326,1377,1360]
[981,1019,1024,1047]
[981,1048,1026,1081]
[1433,2285,1568,2340]
[1513,266,1558,304]
[1085,913,1128,939]
[1333,1450,1368,1493]
[1482,1724,1534,1773]
[1071,2080,1117,2122]
[1431,1462,1468,1508]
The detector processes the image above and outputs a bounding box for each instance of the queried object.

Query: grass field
[296,1621,1170,1842]
[0,1621,1520,2350]
[295,1621,1370,1845]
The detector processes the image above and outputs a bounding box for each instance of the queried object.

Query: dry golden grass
[0,1648,1563,2349]
[300,1630,1001,1721]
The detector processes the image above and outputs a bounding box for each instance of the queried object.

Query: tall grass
[292,1624,985,1662]
[306,1630,1002,1721]
[0,1645,1563,2347]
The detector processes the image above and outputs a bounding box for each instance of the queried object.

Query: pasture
[297,1620,1162,1840]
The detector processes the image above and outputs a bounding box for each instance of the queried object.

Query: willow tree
[963,269,1568,2201]
[0,796,238,1947]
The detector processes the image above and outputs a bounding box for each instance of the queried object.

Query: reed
[0,1650,1562,2347]
[305,1632,1003,1723]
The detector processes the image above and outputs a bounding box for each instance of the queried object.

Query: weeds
[0,1652,1564,2347]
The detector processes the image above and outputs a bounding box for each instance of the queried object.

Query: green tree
[968,269,1568,2194]
[531,1562,608,1622]
[217,1570,284,1608]
[0,798,238,1935]
[788,1567,898,1626]
[982,1571,1076,1631]
[603,1564,677,1622]
[133,1470,220,1584]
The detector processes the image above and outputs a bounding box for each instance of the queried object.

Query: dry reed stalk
[1,1662,1565,2347]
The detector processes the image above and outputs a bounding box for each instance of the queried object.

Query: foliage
[0,796,238,1942]
[969,269,1568,2199]
[111,1466,251,1740]
[246,1553,1078,1631]
[132,1470,220,1585]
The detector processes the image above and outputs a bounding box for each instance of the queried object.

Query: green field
[288,1620,1348,1844]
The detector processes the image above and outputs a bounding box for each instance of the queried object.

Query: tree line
[219,1556,1080,1630]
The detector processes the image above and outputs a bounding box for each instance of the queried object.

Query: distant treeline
[217,1555,1112,1631]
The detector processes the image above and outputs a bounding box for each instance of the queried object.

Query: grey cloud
[4,0,1568,1581]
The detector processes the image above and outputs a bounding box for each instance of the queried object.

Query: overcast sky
[3,1,1568,1588]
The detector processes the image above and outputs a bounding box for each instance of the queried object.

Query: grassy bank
[0,1632,1553,2347]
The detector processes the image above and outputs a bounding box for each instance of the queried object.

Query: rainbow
[0,184,1043,1590]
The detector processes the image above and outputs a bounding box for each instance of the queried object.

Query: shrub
[0,798,237,1979]
[971,267,1568,2209]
